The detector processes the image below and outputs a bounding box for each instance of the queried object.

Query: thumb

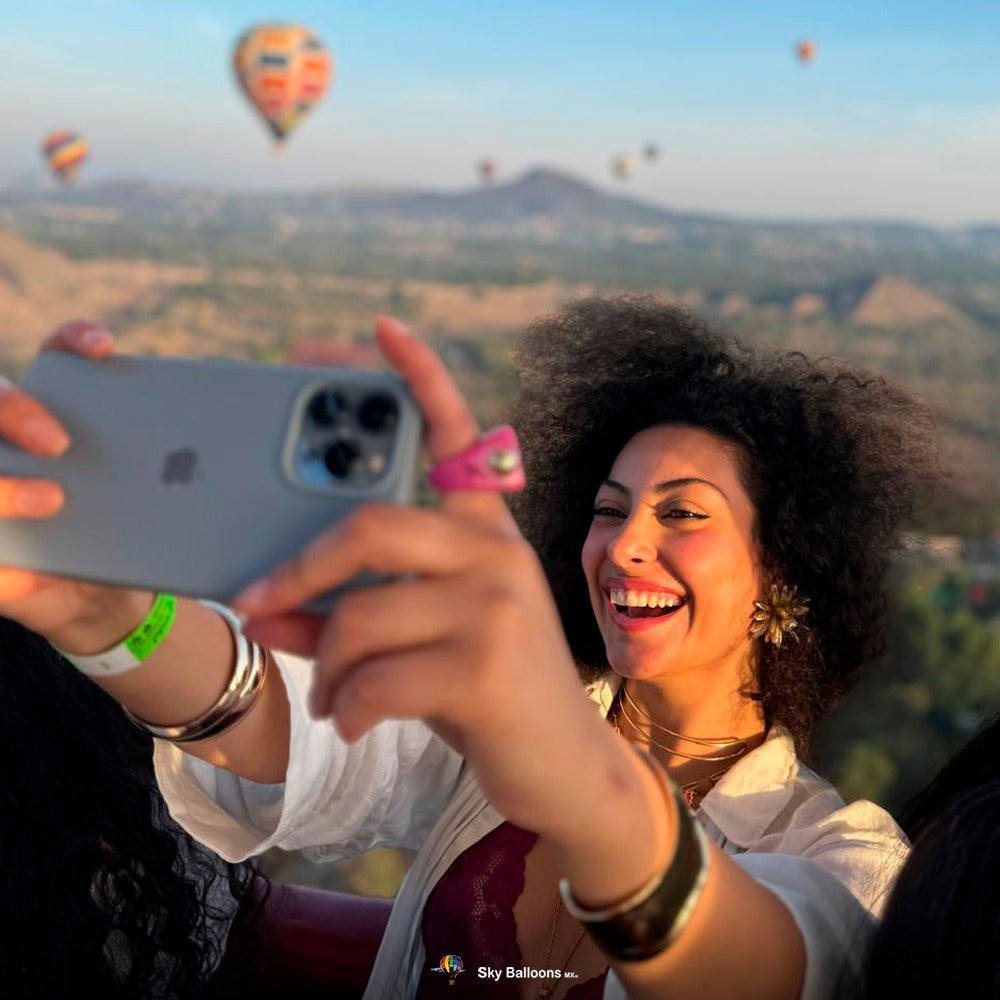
[374,315,520,538]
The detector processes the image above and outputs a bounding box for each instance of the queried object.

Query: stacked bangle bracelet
[122,600,269,744]
[559,747,709,962]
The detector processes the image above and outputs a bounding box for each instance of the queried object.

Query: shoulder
[699,728,908,916]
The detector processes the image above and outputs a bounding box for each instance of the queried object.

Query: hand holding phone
[0,349,422,611]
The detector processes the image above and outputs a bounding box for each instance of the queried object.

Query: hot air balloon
[41,130,89,183]
[233,23,333,145]
[478,158,497,185]
[642,142,661,162]
[611,154,634,180]
[794,39,817,65]
[431,955,465,985]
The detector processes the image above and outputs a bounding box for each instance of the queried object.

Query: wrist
[549,733,676,907]
[46,589,154,655]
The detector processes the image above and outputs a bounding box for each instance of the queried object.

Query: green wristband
[61,593,178,677]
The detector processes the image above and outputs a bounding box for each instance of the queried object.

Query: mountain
[6,168,1000,254]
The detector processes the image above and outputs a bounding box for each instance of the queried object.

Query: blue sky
[3,0,999,223]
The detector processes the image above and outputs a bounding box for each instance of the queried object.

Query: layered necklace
[612,682,756,808]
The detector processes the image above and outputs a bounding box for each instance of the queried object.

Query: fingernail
[21,417,70,456]
[376,314,409,335]
[232,579,271,613]
[80,327,112,348]
[15,482,62,515]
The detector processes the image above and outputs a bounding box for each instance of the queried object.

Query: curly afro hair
[509,296,943,753]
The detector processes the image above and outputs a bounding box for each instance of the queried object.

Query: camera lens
[323,438,360,479]
[308,390,347,428]
[358,393,399,433]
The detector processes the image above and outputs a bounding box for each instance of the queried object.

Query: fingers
[241,612,326,658]
[308,577,464,715]
[0,380,71,457]
[0,320,113,458]
[324,640,468,741]
[40,319,115,359]
[0,477,65,518]
[232,504,491,617]
[374,315,519,534]
[374,315,478,462]
[0,565,56,603]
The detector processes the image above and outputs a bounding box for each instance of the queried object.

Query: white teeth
[609,588,683,609]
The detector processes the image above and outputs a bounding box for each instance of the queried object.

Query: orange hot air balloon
[795,39,817,65]
[41,130,89,183]
[611,154,634,180]
[233,23,333,144]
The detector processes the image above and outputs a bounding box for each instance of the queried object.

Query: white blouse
[155,651,908,999]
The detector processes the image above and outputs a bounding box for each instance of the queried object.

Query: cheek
[580,526,603,583]
[678,533,758,602]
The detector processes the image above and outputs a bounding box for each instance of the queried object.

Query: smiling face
[581,424,762,686]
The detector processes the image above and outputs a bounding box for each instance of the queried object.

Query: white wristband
[59,593,178,678]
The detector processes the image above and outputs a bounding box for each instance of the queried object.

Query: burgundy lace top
[415,821,607,998]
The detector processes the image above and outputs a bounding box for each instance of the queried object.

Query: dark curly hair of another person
[509,296,942,752]
[0,616,266,1000]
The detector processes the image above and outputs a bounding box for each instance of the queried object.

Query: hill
[851,276,975,329]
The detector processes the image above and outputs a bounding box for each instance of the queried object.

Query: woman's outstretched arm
[232,318,813,999]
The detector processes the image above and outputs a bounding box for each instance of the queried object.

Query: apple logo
[160,448,201,485]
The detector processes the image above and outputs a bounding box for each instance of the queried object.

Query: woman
[0,303,940,999]
[0,612,264,999]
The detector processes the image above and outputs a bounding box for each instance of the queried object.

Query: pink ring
[427,425,526,493]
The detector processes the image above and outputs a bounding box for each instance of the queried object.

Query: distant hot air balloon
[233,23,333,145]
[611,154,634,180]
[642,142,661,162]
[41,130,89,183]
[478,158,497,184]
[794,39,817,65]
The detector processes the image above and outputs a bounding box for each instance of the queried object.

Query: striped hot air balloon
[41,130,89,183]
[233,23,333,144]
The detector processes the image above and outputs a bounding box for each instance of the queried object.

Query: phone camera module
[357,393,399,433]
[308,390,348,428]
[324,438,361,479]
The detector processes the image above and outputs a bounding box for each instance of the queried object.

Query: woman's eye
[662,509,708,520]
[593,505,626,519]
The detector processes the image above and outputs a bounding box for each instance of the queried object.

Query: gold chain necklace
[536,891,587,1000]
[610,683,757,808]
[619,684,749,760]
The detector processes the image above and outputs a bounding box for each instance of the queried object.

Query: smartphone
[0,352,422,610]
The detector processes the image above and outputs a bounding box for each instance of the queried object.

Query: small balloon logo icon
[431,954,465,985]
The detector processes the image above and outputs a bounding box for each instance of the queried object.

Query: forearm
[541,730,805,1000]
[48,591,290,782]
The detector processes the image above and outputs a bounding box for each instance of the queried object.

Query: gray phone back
[0,352,422,604]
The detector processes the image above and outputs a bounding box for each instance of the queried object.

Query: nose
[606,514,657,566]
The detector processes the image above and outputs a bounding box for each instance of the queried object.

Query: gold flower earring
[749,584,809,647]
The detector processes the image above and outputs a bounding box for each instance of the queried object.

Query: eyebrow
[602,477,731,504]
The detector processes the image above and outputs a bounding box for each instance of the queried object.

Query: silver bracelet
[122,601,268,744]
